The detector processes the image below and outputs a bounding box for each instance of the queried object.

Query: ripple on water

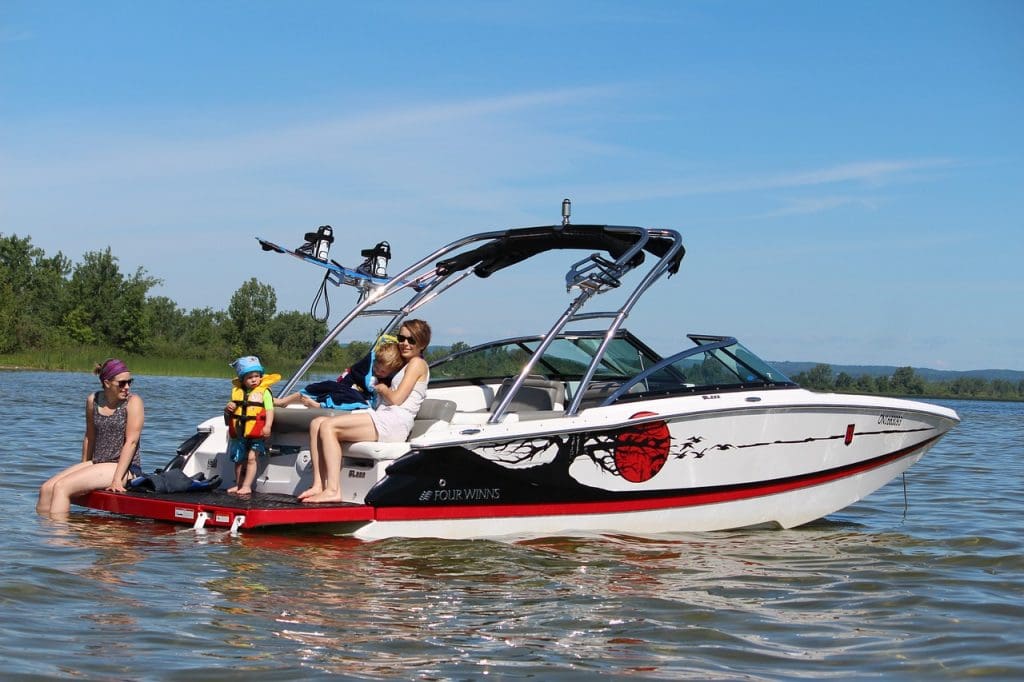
[3,379,1024,679]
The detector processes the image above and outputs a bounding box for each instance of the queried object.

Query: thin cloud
[0,28,33,43]
[751,195,884,219]
[1,86,619,188]
[579,158,954,204]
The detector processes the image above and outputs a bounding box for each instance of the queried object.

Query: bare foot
[300,395,320,408]
[303,491,343,504]
[296,486,322,500]
[226,486,239,495]
[236,487,252,496]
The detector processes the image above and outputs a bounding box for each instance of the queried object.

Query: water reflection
[167,526,920,677]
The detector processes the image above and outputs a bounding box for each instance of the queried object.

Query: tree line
[791,363,1024,402]
[3,233,1020,401]
[0,233,344,366]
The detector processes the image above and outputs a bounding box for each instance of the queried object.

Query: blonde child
[275,342,404,409]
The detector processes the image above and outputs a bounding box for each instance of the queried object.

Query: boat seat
[577,380,627,408]
[273,405,343,432]
[272,398,457,438]
[346,398,457,460]
[408,398,457,438]
[490,375,565,412]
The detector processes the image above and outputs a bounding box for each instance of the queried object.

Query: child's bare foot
[236,487,252,496]
[296,486,322,500]
[226,486,239,495]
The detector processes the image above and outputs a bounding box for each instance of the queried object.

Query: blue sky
[2,1,1021,371]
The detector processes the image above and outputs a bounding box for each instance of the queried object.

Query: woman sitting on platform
[299,319,431,504]
[37,358,144,518]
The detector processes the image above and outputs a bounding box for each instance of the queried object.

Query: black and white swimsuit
[91,391,141,471]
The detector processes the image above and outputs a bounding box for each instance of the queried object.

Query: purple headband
[99,359,129,383]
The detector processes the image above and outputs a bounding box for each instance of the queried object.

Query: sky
[2,1,1022,371]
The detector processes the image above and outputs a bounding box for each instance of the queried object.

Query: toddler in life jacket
[224,356,278,495]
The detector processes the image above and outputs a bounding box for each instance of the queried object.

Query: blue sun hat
[230,355,264,377]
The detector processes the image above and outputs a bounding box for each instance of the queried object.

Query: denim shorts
[228,438,267,464]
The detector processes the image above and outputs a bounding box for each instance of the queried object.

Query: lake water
[3,370,1023,679]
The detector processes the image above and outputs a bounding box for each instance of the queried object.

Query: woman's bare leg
[305,413,377,504]
[37,461,94,513]
[297,416,329,499]
[43,462,120,518]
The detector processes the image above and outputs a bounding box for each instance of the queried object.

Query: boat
[75,202,960,539]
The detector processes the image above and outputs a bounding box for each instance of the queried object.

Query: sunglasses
[395,334,417,345]
[115,379,134,388]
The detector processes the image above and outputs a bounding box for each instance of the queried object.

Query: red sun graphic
[613,412,671,483]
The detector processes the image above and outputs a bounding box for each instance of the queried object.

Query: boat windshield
[430,332,795,407]
[430,333,663,382]
[654,335,793,387]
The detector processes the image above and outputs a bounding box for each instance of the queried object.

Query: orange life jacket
[228,374,280,439]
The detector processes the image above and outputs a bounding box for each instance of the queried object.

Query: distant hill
[769,362,1024,384]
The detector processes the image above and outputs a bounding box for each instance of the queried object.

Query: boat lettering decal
[701,395,720,400]
[878,413,903,426]
[347,470,366,479]
[419,487,502,503]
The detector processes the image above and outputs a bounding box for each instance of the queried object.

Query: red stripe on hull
[375,436,937,522]
[75,436,937,529]
[76,492,373,528]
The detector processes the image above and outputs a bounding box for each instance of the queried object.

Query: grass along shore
[4,348,1018,403]
[0,349,331,379]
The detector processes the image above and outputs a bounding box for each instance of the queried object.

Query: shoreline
[2,363,1018,403]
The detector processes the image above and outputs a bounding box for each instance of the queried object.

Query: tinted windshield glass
[431,334,792,407]
[430,335,664,381]
[657,340,792,388]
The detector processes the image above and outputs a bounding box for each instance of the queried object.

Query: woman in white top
[299,320,431,504]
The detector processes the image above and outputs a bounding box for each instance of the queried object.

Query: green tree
[267,311,328,358]
[797,364,834,390]
[182,308,231,358]
[65,248,160,352]
[338,340,372,369]
[145,295,186,343]
[949,376,986,397]
[989,379,1015,400]
[854,374,876,393]
[226,278,277,355]
[890,366,924,395]
[0,233,71,351]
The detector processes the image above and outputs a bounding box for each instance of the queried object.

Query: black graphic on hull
[475,423,936,481]
[368,423,936,506]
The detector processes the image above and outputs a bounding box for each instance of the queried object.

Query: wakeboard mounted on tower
[257,225,400,317]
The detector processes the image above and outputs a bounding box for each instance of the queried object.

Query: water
[3,370,1023,679]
